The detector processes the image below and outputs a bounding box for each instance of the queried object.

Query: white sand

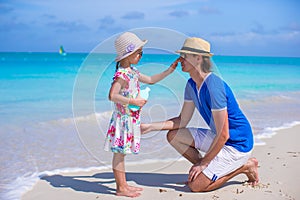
[22,125,300,200]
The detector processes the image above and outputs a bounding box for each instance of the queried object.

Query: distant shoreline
[1,51,300,59]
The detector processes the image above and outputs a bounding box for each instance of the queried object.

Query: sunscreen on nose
[128,87,151,111]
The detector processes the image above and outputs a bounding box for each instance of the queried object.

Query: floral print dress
[104,67,141,154]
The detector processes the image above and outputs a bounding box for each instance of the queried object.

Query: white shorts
[189,128,251,181]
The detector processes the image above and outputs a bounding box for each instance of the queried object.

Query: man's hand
[188,162,208,182]
[141,123,152,134]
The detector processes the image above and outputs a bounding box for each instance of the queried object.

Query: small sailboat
[59,45,67,56]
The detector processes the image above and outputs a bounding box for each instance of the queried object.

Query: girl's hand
[130,97,147,107]
[170,57,182,70]
[141,123,152,134]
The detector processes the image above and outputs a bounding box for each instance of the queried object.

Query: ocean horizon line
[0,51,300,59]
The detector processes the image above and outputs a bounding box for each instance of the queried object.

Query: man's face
[180,53,199,72]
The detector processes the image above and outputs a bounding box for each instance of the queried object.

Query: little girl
[104,32,180,197]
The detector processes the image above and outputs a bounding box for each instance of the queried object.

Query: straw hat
[115,32,148,62]
[176,37,213,57]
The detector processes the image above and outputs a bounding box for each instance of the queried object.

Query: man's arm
[141,101,195,134]
[188,109,229,181]
[201,109,229,164]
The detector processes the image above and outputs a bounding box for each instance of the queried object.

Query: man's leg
[166,128,202,164]
[167,128,259,192]
[188,157,259,192]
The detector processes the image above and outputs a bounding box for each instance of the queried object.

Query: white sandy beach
[22,125,300,200]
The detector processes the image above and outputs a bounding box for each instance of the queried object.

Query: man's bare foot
[245,157,259,186]
[116,189,141,198]
[127,185,143,191]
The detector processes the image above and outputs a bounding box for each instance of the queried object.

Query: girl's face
[128,48,143,64]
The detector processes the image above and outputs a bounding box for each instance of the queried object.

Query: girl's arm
[138,58,181,84]
[141,101,195,134]
[109,78,147,107]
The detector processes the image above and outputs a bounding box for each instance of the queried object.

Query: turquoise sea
[1,52,300,199]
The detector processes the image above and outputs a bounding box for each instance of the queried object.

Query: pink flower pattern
[104,67,141,154]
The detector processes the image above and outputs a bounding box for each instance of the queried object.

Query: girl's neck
[119,60,131,68]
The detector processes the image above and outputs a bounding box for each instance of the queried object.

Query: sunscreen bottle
[128,87,151,111]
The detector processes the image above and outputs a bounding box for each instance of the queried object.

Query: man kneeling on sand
[141,37,259,192]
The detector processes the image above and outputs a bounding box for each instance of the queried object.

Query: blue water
[1,52,300,200]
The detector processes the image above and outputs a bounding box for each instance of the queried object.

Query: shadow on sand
[41,172,189,195]
[41,172,243,196]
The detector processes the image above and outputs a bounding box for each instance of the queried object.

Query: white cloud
[47,21,90,32]
[212,29,300,45]
[169,10,189,18]
[0,3,14,14]
[98,16,115,29]
[199,6,221,15]
[122,11,145,20]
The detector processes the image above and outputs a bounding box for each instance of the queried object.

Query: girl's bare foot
[245,157,259,186]
[127,185,143,191]
[116,188,141,198]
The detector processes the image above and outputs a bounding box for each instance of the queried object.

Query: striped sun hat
[115,32,148,62]
[176,37,213,57]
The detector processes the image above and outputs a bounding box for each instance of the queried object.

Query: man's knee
[166,130,177,144]
[188,182,202,192]
[188,182,208,192]
[187,173,211,192]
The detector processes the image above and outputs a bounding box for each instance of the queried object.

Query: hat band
[181,47,210,54]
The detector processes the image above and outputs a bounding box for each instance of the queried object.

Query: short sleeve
[207,75,227,110]
[113,68,130,82]
[184,80,193,101]
[131,66,140,77]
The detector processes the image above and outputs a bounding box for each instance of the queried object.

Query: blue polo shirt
[184,73,253,152]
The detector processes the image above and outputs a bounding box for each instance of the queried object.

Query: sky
[1,0,300,57]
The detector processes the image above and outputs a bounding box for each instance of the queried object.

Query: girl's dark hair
[115,62,120,72]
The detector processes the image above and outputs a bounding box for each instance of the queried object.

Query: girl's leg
[112,153,141,197]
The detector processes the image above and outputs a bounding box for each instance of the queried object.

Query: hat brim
[176,49,213,57]
[115,40,148,62]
